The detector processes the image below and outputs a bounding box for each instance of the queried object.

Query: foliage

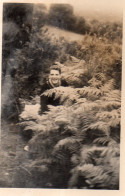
[65,34,122,89]
[89,20,122,44]
[47,4,90,34]
[69,145,119,189]
[17,82,121,188]
[2,5,122,117]
[2,3,122,189]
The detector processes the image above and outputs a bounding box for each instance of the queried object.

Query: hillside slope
[41,25,85,42]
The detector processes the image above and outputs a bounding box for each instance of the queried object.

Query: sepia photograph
[0,0,123,191]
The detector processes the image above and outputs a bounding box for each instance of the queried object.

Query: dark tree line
[47,4,90,34]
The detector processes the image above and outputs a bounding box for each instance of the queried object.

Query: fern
[101,79,115,92]
[101,89,121,102]
[68,144,119,189]
[42,86,103,106]
[96,109,120,121]
[80,146,106,165]
[93,136,116,146]
[77,87,102,101]
[100,144,120,158]
[30,158,53,168]
[101,101,121,111]
[88,121,110,135]
[88,73,107,86]
[53,137,82,154]
[68,164,109,189]
[18,77,121,189]
[42,86,80,105]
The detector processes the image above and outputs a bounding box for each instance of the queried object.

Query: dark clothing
[39,80,68,114]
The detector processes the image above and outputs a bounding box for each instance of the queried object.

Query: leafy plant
[17,81,120,188]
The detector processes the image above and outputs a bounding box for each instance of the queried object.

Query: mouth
[51,79,59,84]
[52,78,58,81]
[52,79,58,82]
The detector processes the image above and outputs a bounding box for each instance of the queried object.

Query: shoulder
[40,82,51,94]
[61,79,68,87]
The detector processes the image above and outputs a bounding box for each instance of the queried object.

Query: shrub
[17,83,120,188]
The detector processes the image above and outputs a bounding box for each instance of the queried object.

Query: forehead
[50,69,60,75]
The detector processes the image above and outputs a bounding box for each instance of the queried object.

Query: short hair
[49,65,61,74]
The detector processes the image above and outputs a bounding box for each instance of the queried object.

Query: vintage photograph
[1,0,122,189]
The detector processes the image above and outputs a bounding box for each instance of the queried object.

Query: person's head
[49,65,61,86]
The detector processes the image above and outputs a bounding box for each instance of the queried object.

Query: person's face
[49,69,61,85]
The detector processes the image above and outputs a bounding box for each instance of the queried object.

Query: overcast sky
[72,0,122,13]
[44,0,122,11]
[44,0,123,21]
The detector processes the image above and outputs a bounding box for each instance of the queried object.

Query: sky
[42,0,123,12]
[72,0,122,14]
[43,0,123,21]
[68,0,122,12]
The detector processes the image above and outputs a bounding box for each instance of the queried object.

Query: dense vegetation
[2,3,122,189]
[17,84,120,188]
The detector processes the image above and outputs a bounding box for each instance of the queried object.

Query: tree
[48,4,74,29]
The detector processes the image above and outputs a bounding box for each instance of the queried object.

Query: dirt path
[0,120,28,187]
